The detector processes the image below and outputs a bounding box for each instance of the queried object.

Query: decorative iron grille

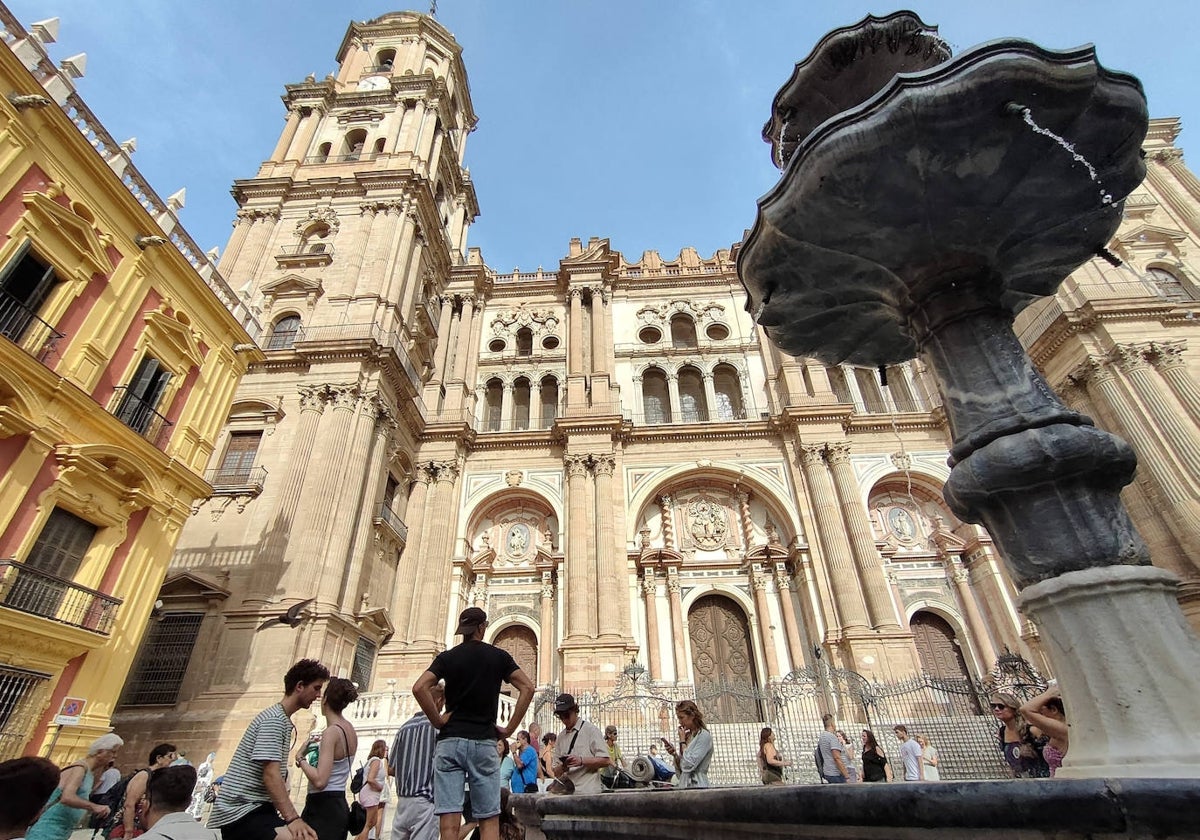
[351,637,376,690]
[120,612,203,706]
[0,664,51,761]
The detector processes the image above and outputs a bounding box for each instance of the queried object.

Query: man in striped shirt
[388,684,444,840]
[207,658,328,840]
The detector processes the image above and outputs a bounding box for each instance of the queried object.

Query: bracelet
[285,816,300,825]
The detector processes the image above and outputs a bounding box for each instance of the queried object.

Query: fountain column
[798,444,870,631]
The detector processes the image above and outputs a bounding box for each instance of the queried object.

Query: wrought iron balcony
[109,387,173,446]
[206,465,268,495]
[0,288,64,362]
[374,504,408,545]
[302,152,377,165]
[0,559,122,635]
[274,243,335,268]
[362,64,394,75]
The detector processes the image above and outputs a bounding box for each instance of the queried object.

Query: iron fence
[0,664,51,761]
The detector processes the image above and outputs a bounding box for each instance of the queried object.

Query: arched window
[641,368,671,424]
[266,315,301,351]
[1147,267,1192,301]
[375,48,396,70]
[827,366,853,405]
[512,377,531,431]
[678,366,708,422]
[670,314,697,348]
[516,327,533,356]
[300,222,331,254]
[884,366,920,411]
[314,142,331,163]
[485,378,503,432]
[539,376,559,428]
[854,367,886,413]
[344,129,368,161]
[712,364,744,420]
[373,137,386,155]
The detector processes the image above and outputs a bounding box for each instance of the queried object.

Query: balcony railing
[362,64,394,75]
[110,387,173,446]
[302,153,377,165]
[630,408,754,426]
[0,560,122,635]
[206,465,268,494]
[0,289,64,362]
[374,505,408,545]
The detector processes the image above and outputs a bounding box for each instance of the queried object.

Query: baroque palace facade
[105,11,1200,762]
[0,8,260,761]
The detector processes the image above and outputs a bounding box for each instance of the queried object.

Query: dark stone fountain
[514,14,1200,840]
[739,11,1200,777]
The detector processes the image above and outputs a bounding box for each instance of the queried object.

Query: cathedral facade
[110,12,1200,763]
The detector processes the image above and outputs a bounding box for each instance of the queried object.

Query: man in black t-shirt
[413,607,534,840]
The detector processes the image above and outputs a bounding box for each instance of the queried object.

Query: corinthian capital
[824,441,852,465]
[799,444,825,467]
[1153,147,1184,165]
[1110,343,1150,372]
[1149,340,1188,369]
[564,454,590,477]
[592,454,617,476]
[297,385,327,412]
[327,384,361,410]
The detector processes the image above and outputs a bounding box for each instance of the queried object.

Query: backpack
[813,745,826,780]
[97,768,147,837]
[350,763,365,794]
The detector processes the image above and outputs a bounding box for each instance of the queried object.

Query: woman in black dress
[860,730,893,782]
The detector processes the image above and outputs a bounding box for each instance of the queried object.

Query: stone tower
[117,12,481,746]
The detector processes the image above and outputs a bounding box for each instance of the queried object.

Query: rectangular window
[854,367,887,413]
[383,476,399,511]
[0,241,57,343]
[351,637,376,689]
[215,432,262,484]
[120,612,204,706]
[0,664,51,761]
[115,355,172,435]
[4,508,98,620]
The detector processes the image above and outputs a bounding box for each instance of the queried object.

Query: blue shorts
[824,773,847,784]
[433,738,501,820]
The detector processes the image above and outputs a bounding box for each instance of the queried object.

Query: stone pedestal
[1019,565,1200,778]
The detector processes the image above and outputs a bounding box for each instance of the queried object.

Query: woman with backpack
[296,677,359,840]
[27,733,123,840]
[108,743,178,837]
[354,740,388,840]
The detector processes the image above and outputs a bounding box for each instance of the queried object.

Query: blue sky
[11,1,1199,274]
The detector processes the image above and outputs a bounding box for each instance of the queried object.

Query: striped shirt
[389,711,437,802]
[208,703,295,828]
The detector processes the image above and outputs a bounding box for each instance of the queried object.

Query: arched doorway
[688,594,761,722]
[910,610,972,682]
[492,625,538,694]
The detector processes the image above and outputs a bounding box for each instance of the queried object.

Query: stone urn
[738,11,1200,777]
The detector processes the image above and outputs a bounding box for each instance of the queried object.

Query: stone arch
[266,312,302,351]
[868,472,959,552]
[487,617,539,691]
[462,487,563,560]
[683,590,765,719]
[906,604,978,681]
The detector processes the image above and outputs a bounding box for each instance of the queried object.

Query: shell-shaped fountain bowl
[739,39,1148,366]
[763,10,951,170]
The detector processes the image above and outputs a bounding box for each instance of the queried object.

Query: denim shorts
[433,737,501,820]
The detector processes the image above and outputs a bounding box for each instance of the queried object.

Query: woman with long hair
[355,738,388,840]
[27,733,122,840]
[757,727,789,785]
[661,700,713,788]
[860,730,893,783]
[991,693,1050,778]
[1019,683,1068,776]
[915,734,940,781]
[297,677,359,840]
[496,738,515,792]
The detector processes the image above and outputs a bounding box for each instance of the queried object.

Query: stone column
[240,210,280,283]
[564,455,592,641]
[750,565,781,679]
[539,573,555,685]
[388,465,433,640]
[702,372,719,420]
[592,454,628,638]
[287,106,322,161]
[341,406,396,614]
[666,566,688,682]
[660,496,675,550]
[472,573,488,608]
[947,557,997,672]
[1150,340,1200,428]
[399,99,426,153]
[500,382,514,430]
[825,442,901,629]
[590,292,606,376]
[736,492,754,550]
[344,203,379,297]
[1146,149,1200,235]
[246,385,326,604]
[430,296,455,384]
[450,297,475,383]
[799,444,870,630]
[666,374,682,420]
[270,107,303,162]
[601,290,615,378]
[640,570,662,681]
[412,460,461,645]
[1111,344,1200,480]
[218,211,255,273]
[774,564,805,674]
[568,288,584,376]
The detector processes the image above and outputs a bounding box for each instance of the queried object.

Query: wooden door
[493,625,538,695]
[688,595,761,722]
[910,611,972,682]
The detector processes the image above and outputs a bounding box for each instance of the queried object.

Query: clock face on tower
[359,76,389,91]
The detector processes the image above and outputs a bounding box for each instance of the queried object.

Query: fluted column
[1080,356,1200,558]
[948,558,997,672]
[667,374,682,420]
[590,292,605,376]
[246,385,326,603]
[568,288,584,376]
[1147,148,1200,235]
[430,296,455,384]
[347,203,383,298]
[774,565,805,674]
[564,455,593,641]
[239,209,280,283]
[799,444,870,630]
[412,460,461,644]
[450,297,475,383]
[592,454,628,637]
[399,99,426,153]
[666,567,688,681]
[825,442,901,629]
[600,290,615,376]
[220,211,254,273]
[539,574,555,685]
[342,405,396,613]
[1150,341,1200,428]
[287,106,323,161]
[640,570,662,681]
[750,565,781,678]
[702,372,719,420]
[270,107,303,162]
[390,466,433,639]
[1111,344,1200,481]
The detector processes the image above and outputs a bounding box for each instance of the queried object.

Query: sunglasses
[990,703,1010,711]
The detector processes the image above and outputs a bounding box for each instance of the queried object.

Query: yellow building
[0,9,261,761]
